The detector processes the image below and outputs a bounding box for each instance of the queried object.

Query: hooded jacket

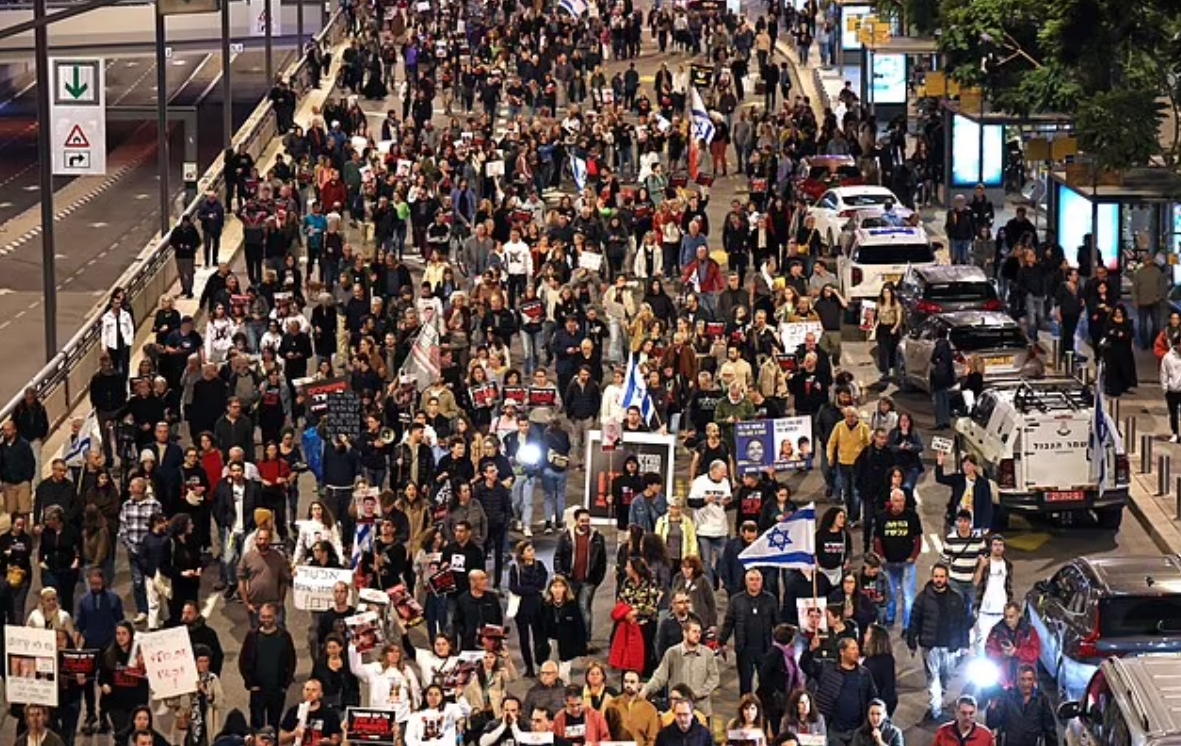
[554,525,608,586]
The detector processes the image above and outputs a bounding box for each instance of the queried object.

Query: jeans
[56,699,82,746]
[834,464,861,526]
[176,257,196,297]
[951,579,976,619]
[128,551,148,615]
[249,689,286,729]
[363,467,387,492]
[202,229,221,266]
[521,329,544,375]
[933,387,951,428]
[1138,304,1161,349]
[541,468,567,525]
[697,535,726,587]
[512,475,536,529]
[221,529,245,588]
[485,523,508,588]
[883,561,917,628]
[574,581,598,644]
[425,594,448,639]
[951,239,971,265]
[1025,294,1047,341]
[923,646,958,718]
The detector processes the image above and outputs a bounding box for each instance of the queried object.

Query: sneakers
[81,715,97,736]
[133,613,147,625]
[543,522,554,535]
[1171,434,1180,444]
[523,527,534,538]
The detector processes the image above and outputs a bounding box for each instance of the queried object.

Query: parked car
[1058,655,1181,746]
[1026,555,1181,703]
[806,185,903,248]
[795,155,865,203]
[835,206,917,255]
[897,311,1032,393]
[896,265,1003,325]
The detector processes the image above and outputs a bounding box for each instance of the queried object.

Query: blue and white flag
[1090,365,1116,497]
[740,503,817,569]
[690,87,716,145]
[571,153,588,191]
[559,0,588,16]
[59,411,100,468]
[621,353,655,424]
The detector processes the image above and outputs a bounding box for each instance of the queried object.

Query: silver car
[897,311,1032,393]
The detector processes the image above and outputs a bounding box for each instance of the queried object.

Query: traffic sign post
[49,57,106,176]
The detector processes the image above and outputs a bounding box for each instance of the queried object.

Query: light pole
[156,9,169,235]
[34,0,56,360]
[221,0,232,148]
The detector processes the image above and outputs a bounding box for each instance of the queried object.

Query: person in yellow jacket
[826,406,872,527]
[655,498,699,564]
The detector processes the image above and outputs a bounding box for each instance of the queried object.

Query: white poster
[252,4,282,36]
[139,627,199,699]
[5,625,57,706]
[779,321,824,352]
[294,566,356,611]
[796,598,828,635]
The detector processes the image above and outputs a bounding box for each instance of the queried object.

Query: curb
[1127,472,1181,555]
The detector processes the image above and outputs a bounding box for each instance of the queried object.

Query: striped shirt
[941,528,987,584]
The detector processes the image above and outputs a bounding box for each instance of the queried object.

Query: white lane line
[920,535,929,554]
[928,532,944,556]
[201,591,220,620]
[14,310,25,319]
[0,321,10,330]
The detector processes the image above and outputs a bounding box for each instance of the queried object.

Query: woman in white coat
[404,684,470,746]
[349,641,421,725]
[101,293,136,379]
[291,500,345,567]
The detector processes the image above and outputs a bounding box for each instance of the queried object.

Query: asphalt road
[0,49,293,403]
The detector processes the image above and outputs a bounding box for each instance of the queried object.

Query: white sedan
[806,186,903,248]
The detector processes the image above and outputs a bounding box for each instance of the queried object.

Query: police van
[953,377,1130,530]
[837,226,938,305]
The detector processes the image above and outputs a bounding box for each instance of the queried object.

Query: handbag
[505,591,522,621]
[154,570,174,601]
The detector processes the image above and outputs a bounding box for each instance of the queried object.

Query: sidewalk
[37,50,348,468]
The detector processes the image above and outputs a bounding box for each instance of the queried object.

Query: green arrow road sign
[63,66,87,100]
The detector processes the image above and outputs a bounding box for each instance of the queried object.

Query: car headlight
[966,657,1001,690]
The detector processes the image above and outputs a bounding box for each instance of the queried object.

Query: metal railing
[0,7,346,432]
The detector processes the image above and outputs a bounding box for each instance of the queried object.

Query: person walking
[872,489,923,630]
[940,510,987,618]
[1162,338,1181,443]
[196,189,225,268]
[945,195,976,266]
[798,636,878,746]
[907,563,972,722]
[237,527,292,629]
[935,451,994,532]
[986,664,1056,746]
[641,617,720,716]
[554,508,607,652]
[973,535,1013,655]
[933,696,995,746]
[75,568,123,735]
[718,569,779,696]
[1132,253,1169,350]
[239,603,297,730]
[170,215,201,299]
[929,326,956,430]
[118,477,163,626]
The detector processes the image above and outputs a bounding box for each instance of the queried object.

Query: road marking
[0,202,13,209]
[928,532,944,555]
[920,535,929,554]
[0,321,10,330]
[29,300,38,308]
[14,310,24,318]
[913,486,922,506]
[63,276,74,285]
[136,194,150,200]
[201,592,220,620]
[22,185,37,192]
[86,258,97,266]
[0,289,12,296]
[54,253,66,259]
[90,222,109,228]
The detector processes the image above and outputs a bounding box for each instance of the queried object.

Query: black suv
[896,265,1003,326]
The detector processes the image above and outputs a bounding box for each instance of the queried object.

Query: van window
[1100,596,1181,636]
[971,393,997,429]
[852,243,935,265]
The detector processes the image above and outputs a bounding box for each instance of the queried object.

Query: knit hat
[254,508,274,528]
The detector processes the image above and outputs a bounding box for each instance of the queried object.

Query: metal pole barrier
[1142,434,1153,474]
[155,10,169,235]
[265,0,274,85]
[34,0,55,362]
[1065,351,1075,378]
[1159,455,1171,497]
[221,0,231,148]
[1112,397,1121,426]
[1175,476,1181,521]
[1126,417,1137,452]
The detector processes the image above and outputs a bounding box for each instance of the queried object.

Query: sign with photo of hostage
[5,625,58,706]
[735,417,816,475]
[796,598,828,636]
[582,430,677,524]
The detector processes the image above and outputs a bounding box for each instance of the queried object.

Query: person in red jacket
[933,695,995,746]
[680,245,726,318]
[552,685,611,745]
[983,602,1041,691]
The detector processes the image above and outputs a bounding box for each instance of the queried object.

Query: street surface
[0,50,292,402]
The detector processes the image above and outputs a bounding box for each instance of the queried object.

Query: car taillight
[851,267,863,286]
[1077,612,1102,659]
[953,352,966,364]
[1115,454,1129,483]
[982,299,1004,311]
[999,458,1016,489]
[839,209,856,218]
[915,300,943,315]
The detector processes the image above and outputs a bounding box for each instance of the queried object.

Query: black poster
[325,390,364,441]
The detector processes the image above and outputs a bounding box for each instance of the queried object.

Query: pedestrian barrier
[1126,416,1137,452]
[0,8,346,435]
[1159,454,1171,497]
[1174,476,1181,521]
[1142,434,1154,474]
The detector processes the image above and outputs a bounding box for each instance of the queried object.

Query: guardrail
[1,7,347,434]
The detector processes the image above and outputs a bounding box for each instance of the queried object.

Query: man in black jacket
[564,367,601,469]
[452,569,504,650]
[986,664,1057,746]
[718,569,779,695]
[239,603,296,729]
[474,462,513,590]
[907,563,971,722]
[213,398,255,462]
[799,636,877,743]
[169,215,201,299]
[554,509,607,652]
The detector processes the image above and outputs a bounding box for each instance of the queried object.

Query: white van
[837,226,938,304]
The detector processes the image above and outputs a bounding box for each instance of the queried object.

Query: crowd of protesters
[0,2,1075,746]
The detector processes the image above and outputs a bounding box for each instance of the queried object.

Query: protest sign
[930,436,955,454]
[735,417,816,474]
[139,626,199,699]
[4,625,56,706]
[60,649,99,680]
[347,708,398,744]
[778,321,824,351]
[294,566,356,611]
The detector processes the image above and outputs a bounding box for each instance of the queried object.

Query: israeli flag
[621,353,655,424]
[740,503,817,569]
[559,0,588,15]
[690,87,716,145]
[352,522,374,568]
[1090,365,1118,497]
[571,153,588,191]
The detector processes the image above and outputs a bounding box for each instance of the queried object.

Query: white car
[837,225,937,303]
[805,186,903,248]
[836,206,916,254]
